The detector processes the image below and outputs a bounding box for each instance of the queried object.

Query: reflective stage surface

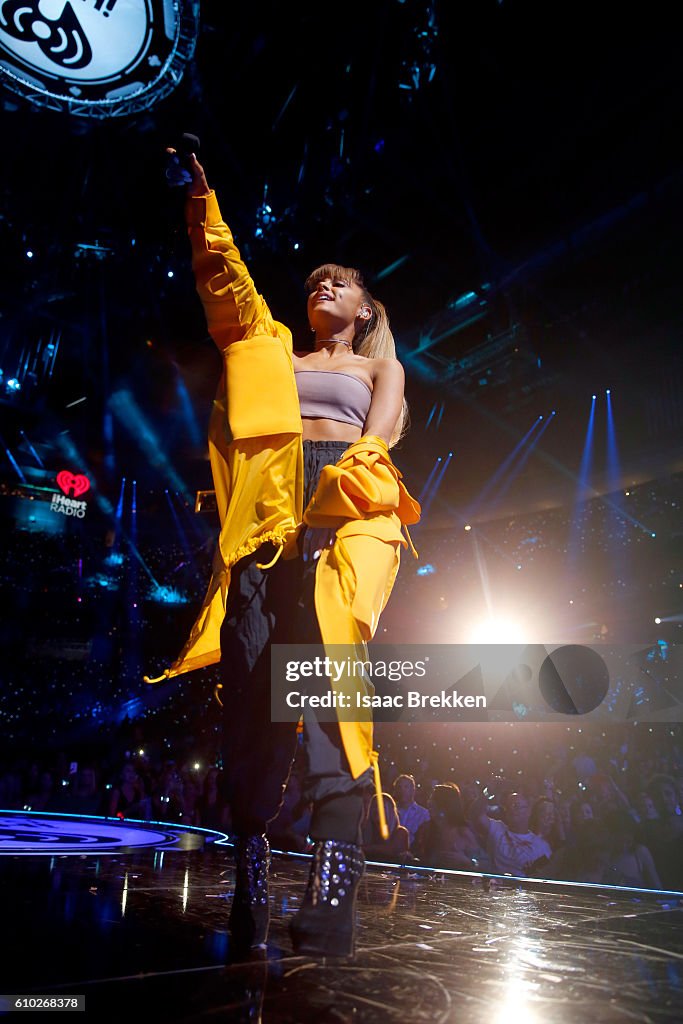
[0,813,682,1022]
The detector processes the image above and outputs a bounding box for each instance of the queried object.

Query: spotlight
[167,270,174,278]
[592,394,596,400]
[468,617,527,644]
[26,250,34,259]
[655,617,662,624]
[651,533,656,538]
[606,389,611,395]
[6,377,21,392]
[464,524,471,531]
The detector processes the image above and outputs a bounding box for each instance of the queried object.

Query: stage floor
[0,812,681,1022]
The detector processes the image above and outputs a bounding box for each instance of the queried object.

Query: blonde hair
[368,791,399,833]
[305,264,409,447]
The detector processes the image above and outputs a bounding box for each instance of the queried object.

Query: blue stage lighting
[606,389,611,395]
[165,489,195,564]
[6,378,21,391]
[465,415,545,521]
[376,254,411,281]
[416,564,436,576]
[419,450,454,519]
[453,290,477,310]
[87,574,120,592]
[592,394,596,400]
[109,389,191,498]
[167,270,174,278]
[149,584,188,605]
[26,250,34,259]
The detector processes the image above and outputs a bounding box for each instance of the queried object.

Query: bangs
[305,263,365,294]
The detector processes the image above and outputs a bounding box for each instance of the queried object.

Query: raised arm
[168,149,278,350]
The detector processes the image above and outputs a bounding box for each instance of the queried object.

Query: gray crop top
[294,370,372,429]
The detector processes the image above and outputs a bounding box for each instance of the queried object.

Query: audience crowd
[1,713,680,890]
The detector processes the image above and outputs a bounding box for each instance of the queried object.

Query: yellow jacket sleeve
[185,190,280,349]
[145,195,303,684]
[186,191,301,441]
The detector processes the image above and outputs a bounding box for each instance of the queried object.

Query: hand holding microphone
[165,133,210,196]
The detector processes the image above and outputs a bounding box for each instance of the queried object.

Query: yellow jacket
[146,191,420,804]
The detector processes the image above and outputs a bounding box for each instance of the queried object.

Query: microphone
[165,133,201,187]
[178,132,200,159]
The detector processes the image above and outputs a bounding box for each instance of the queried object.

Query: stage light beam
[468,617,527,644]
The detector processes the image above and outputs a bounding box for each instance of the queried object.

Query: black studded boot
[229,834,271,955]
[289,839,365,957]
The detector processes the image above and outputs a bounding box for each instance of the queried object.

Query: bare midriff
[301,417,363,443]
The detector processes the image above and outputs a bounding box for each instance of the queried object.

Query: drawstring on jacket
[370,750,389,840]
[256,542,284,570]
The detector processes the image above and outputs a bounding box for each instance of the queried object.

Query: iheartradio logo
[56,471,90,498]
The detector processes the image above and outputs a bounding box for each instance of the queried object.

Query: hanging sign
[51,468,90,517]
[0,0,199,117]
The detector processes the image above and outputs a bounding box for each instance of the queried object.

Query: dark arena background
[1,3,682,1022]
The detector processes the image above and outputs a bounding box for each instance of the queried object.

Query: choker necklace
[317,338,353,351]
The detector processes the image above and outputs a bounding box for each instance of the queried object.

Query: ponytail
[353,296,408,448]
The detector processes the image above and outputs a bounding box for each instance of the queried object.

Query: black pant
[219,441,371,844]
